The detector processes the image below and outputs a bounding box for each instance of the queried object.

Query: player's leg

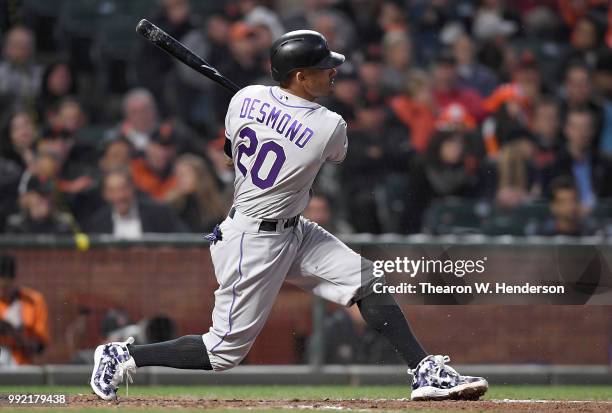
[201,214,300,371]
[356,289,427,368]
[91,214,300,399]
[287,218,488,401]
[129,335,211,369]
[90,336,212,399]
[286,218,426,367]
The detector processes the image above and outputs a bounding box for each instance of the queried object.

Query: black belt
[229,207,299,232]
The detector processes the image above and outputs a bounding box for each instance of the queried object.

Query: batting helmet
[270,30,345,82]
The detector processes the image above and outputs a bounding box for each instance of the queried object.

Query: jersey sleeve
[323,119,348,164]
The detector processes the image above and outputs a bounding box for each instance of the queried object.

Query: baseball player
[90,30,488,402]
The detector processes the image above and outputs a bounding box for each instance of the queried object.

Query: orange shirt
[130,158,177,200]
[390,95,436,154]
[0,287,50,365]
[482,83,530,114]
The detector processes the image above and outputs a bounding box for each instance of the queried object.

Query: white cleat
[409,355,488,401]
[90,337,137,400]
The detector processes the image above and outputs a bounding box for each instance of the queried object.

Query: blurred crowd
[1,0,612,237]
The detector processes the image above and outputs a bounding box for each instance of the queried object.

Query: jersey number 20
[236,127,286,189]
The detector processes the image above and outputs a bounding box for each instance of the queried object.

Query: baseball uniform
[202,85,375,371]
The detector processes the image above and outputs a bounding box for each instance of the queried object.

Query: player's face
[301,67,338,98]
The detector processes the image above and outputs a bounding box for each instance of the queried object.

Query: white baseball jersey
[202,85,374,372]
[225,85,348,219]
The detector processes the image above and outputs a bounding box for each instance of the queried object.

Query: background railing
[1,234,611,366]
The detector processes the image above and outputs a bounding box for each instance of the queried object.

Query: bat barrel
[135,19,241,94]
[136,19,154,37]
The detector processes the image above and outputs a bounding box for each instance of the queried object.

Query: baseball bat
[136,19,241,94]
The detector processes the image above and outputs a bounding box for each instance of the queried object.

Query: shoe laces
[410,355,460,388]
[431,355,460,384]
[113,360,136,396]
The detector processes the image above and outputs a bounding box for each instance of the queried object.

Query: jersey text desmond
[238,96,314,149]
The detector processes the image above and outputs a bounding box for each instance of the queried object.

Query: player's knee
[208,350,249,372]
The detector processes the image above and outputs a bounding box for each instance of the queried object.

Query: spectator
[302,193,352,234]
[0,254,49,365]
[99,137,134,174]
[380,30,413,93]
[453,34,499,97]
[472,0,520,42]
[341,93,412,233]
[357,56,385,100]
[164,154,227,233]
[0,26,42,107]
[87,169,187,238]
[431,51,486,122]
[404,131,481,232]
[0,110,38,172]
[5,176,72,234]
[495,134,540,209]
[136,0,199,106]
[390,71,436,154]
[112,89,159,151]
[240,0,285,40]
[28,140,64,182]
[483,51,541,118]
[37,62,77,122]
[131,126,178,201]
[533,176,598,236]
[481,52,543,157]
[561,15,606,74]
[309,9,357,56]
[544,108,612,212]
[31,117,100,225]
[48,97,89,139]
[213,22,267,122]
[377,1,408,34]
[472,2,519,75]
[531,97,562,168]
[559,63,604,149]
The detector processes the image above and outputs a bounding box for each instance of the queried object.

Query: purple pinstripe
[210,232,246,352]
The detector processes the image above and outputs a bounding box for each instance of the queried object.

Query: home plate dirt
[69,395,612,412]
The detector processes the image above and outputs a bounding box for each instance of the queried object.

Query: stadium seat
[483,202,550,236]
[423,199,489,235]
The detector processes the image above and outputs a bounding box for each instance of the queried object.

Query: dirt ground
[69,395,612,412]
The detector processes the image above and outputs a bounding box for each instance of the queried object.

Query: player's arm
[323,119,348,164]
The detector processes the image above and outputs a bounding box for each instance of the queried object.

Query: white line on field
[491,399,612,404]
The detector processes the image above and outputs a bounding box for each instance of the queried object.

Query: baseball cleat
[409,355,488,401]
[90,336,137,400]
